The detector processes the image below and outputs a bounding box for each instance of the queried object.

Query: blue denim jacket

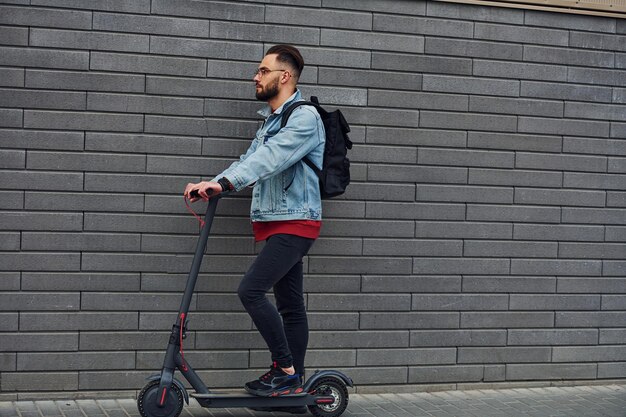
[214,90,325,222]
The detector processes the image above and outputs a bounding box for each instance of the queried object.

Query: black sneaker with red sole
[244,362,304,397]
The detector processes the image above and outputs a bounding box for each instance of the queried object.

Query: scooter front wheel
[308,377,349,417]
[137,380,184,417]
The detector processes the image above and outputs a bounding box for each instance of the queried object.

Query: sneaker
[245,362,304,397]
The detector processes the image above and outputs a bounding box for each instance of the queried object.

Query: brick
[474,60,567,83]
[17,352,134,371]
[0,292,79,311]
[366,202,465,221]
[427,1,523,23]
[525,45,614,68]
[468,132,562,153]
[352,144,417,165]
[413,294,508,311]
[511,294,600,310]
[319,68,422,91]
[0,273,20,290]
[368,164,467,184]
[521,80,612,103]
[21,272,139,291]
[31,28,148,52]
[408,365,484,383]
[373,14,473,37]
[0,333,78,352]
[90,51,206,77]
[363,239,462,257]
[569,67,626,87]
[24,110,143,132]
[316,200,366,219]
[367,127,466,148]
[151,0,264,22]
[608,192,626,207]
[471,96,564,118]
[338,183,416,202]
[560,243,626,259]
[416,221,512,239]
[1,171,84,192]
[427,37,522,60]
[309,256,412,275]
[81,292,184,311]
[84,173,195,194]
[410,330,505,347]
[600,329,626,343]
[86,132,201,155]
[463,276,556,293]
[525,10,615,32]
[516,152,607,173]
[297,45,372,69]
[2,372,78,391]
[0,129,83,151]
[145,115,257,137]
[0,5,91,29]
[514,224,604,241]
[372,51,472,75]
[0,88,85,110]
[0,109,22,128]
[0,252,80,271]
[79,331,179,351]
[565,172,626,190]
[562,207,626,225]
[314,219,414,238]
[362,275,461,293]
[81,253,178,273]
[461,312,555,328]
[459,347,551,363]
[0,191,23,210]
[93,12,210,37]
[22,232,140,252]
[413,258,510,275]
[88,92,204,116]
[565,102,626,122]
[0,353,15,371]
[27,151,146,172]
[341,106,419,128]
[369,90,468,111]
[506,364,597,380]
[0,25,28,45]
[309,294,411,311]
[305,275,361,293]
[508,329,598,345]
[610,158,626,173]
[324,0,426,14]
[557,312,626,327]
[0,68,24,87]
[140,312,250,331]
[467,204,560,223]
[20,312,136,331]
[0,149,24,169]
[511,259,602,276]
[361,312,458,331]
[31,0,149,12]
[598,362,626,378]
[25,192,142,212]
[519,116,610,138]
[140,350,249,369]
[27,69,145,93]
[475,22,568,46]
[423,75,519,97]
[358,348,456,366]
[554,346,626,362]
[564,137,626,156]
[419,148,514,168]
[309,238,362,256]
[210,20,320,45]
[607,226,626,241]
[465,240,557,258]
[142,234,253,254]
[0,46,88,70]
[0,211,82,231]
[515,188,605,207]
[265,5,371,30]
[558,277,626,294]
[603,295,626,310]
[612,122,626,138]
[0,314,18,331]
[416,185,513,204]
[150,36,262,61]
[321,28,423,53]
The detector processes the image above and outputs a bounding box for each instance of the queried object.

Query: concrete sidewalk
[1,384,625,417]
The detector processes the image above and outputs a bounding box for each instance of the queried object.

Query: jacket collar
[257,90,301,118]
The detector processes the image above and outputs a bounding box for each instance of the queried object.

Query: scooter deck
[191,391,332,408]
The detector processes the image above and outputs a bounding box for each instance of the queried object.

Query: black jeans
[237,234,314,377]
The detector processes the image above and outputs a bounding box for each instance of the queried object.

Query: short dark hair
[266,44,304,79]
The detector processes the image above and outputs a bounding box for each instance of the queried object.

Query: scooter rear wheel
[137,380,184,417]
[308,377,349,417]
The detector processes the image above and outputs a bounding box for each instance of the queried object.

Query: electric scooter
[137,191,353,417]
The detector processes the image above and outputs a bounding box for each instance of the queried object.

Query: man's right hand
[184,181,222,202]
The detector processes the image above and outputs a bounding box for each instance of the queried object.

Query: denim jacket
[213,90,325,222]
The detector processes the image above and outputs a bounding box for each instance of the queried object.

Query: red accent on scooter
[159,388,167,406]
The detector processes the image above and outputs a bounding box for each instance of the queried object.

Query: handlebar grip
[189,188,213,199]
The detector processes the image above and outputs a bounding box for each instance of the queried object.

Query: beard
[255,77,279,101]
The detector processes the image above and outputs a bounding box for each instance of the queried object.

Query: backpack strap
[280,98,322,178]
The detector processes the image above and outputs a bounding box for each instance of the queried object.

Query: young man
[184,45,325,399]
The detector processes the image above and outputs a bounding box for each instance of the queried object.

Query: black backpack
[281,96,352,199]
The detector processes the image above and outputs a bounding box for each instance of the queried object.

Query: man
[184,45,325,399]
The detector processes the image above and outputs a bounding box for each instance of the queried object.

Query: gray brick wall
[0,0,625,397]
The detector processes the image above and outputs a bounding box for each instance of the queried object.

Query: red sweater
[252,220,321,242]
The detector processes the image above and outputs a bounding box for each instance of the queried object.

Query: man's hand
[184,181,222,202]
